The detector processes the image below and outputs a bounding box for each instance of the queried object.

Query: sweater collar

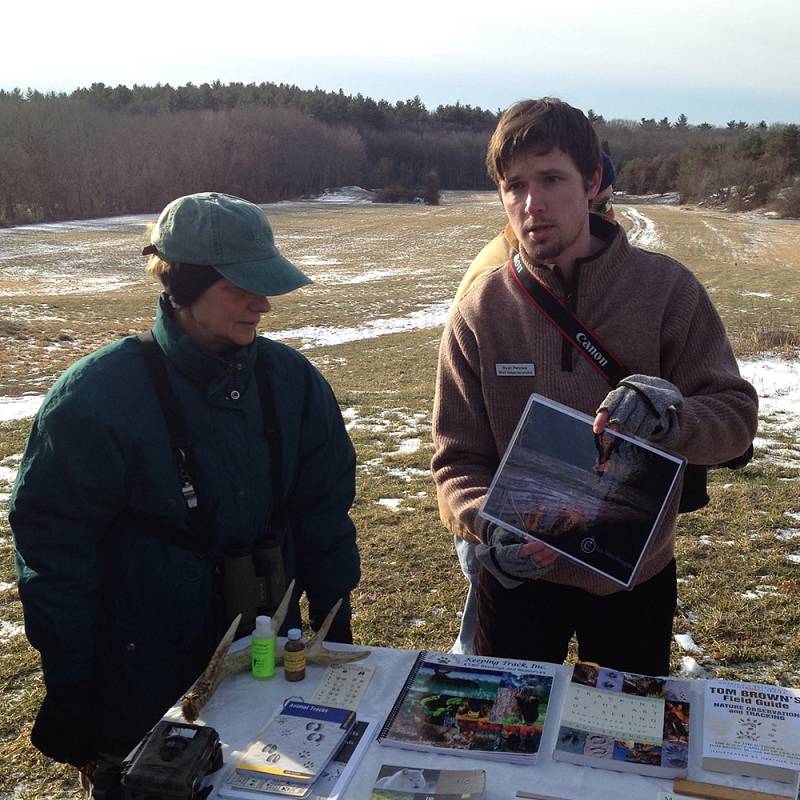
[524,215,630,291]
[151,293,257,386]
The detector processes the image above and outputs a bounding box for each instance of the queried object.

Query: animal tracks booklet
[233,701,356,785]
[480,393,685,587]
[219,718,376,800]
[377,651,556,764]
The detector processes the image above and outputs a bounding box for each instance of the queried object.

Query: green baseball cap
[143,192,311,296]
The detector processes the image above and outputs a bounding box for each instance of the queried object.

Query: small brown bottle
[284,628,306,682]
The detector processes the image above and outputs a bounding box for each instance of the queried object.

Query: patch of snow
[0,620,25,641]
[341,408,359,430]
[740,585,780,600]
[295,256,343,267]
[0,277,141,297]
[784,512,800,523]
[678,656,711,678]
[674,633,704,655]
[620,207,662,249]
[376,498,402,512]
[699,535,735,546]
[386,467,430,482]
[0,581,15,592]
[741,358,800,437]
[2,213,151,233]
[409,617,425,627]
[776,529,800,541]
[265,300,450,349]
[393,438,421,454]
[0,394,45,422]
[313,186,375,204]
[786,554,800,564]
[345,269,395,285]
[739,291,772,298]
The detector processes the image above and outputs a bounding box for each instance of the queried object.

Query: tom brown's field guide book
[377,651,556,764]
[234,701,356,785]
[552,662,691,778]
[369,765,486,800]
[479,394,685,588]
[702,680,800,784]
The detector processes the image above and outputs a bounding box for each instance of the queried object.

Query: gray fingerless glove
[597,374,683,443]
[475,526,554,589]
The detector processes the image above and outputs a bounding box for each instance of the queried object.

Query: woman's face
[178,278,271,353]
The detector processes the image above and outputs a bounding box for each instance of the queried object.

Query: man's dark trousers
[474,559,677,675]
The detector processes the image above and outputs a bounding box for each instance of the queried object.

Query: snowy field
[1,193,799,684]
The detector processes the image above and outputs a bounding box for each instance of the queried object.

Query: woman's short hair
[145,254,223,307]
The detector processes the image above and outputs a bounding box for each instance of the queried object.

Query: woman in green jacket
[11,192,360,788]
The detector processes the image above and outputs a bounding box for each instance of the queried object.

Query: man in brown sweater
[449,153,617,656]
[432,98,757,675]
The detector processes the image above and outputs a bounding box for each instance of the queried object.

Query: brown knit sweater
[432,221,758,594]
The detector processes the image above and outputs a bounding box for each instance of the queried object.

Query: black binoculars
[222,540,288,635]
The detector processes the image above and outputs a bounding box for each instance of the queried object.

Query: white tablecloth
[164,642,795,800]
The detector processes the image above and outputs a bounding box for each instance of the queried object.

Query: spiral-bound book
[377,651,556,764]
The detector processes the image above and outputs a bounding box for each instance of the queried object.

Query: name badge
[495,363,536,377]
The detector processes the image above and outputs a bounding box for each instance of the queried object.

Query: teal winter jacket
[11,295,360,756]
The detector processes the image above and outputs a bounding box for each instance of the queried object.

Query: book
[218,718,376,800]
[233,701,356,785]
[552,661,692,778]
[702,680,800,784]
[377,650,557,764]
[370,765,485,799]
[479,393,685,588]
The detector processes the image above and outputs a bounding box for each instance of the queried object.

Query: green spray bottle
[251,614,275,679]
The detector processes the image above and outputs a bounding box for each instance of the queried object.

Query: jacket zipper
[554,263,583,373]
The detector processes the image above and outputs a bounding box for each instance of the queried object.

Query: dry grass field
[1,192,799,798]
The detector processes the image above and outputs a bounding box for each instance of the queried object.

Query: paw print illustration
[303,759,315,771]
[298,749,311,759]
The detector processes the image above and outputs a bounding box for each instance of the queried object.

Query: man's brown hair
[486,98,601,188]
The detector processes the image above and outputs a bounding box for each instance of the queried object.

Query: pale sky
[3,0,799,125]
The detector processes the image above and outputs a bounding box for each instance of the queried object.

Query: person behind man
[454,152,616,305]
[432,99,757,674]
[11,192,360,793]
[450,151,616,655]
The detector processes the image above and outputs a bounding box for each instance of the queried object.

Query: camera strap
[507,257,711,513]
[137,332,287,551]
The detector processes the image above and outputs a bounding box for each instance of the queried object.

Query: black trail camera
[120,720,223,800]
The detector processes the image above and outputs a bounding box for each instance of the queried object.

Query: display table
[163,642,795,800]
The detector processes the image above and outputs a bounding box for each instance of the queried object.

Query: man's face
[500,148,601,270]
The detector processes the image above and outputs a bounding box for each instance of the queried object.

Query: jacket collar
[151,293,257,387]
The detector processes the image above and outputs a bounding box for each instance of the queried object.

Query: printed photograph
[481,395,685,585]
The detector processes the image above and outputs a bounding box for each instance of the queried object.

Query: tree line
[1,83,798,225]
[0,85,494,224]
[595,114,800,216]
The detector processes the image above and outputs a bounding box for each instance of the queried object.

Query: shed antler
[181,580,369,721]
